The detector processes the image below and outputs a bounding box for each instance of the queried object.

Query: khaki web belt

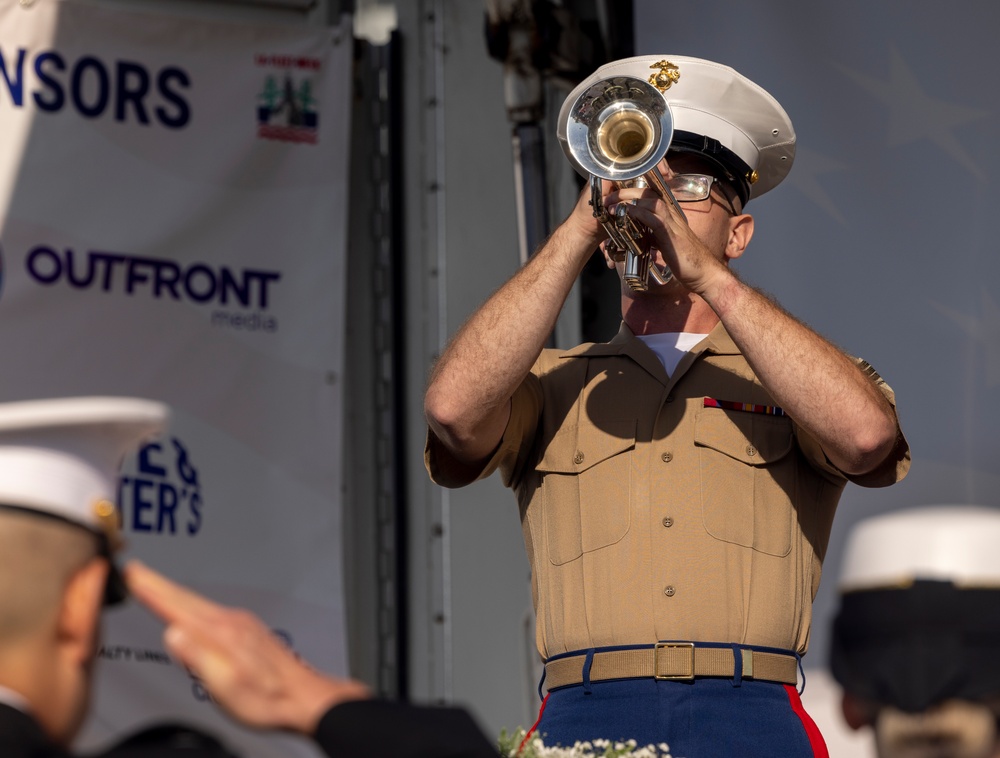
[544,643,799,692]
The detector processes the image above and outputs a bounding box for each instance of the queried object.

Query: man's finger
[163,625,232,683]
[124,560,221,627]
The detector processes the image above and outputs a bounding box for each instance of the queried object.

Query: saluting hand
[124,560,371,736]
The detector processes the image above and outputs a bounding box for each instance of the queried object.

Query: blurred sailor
[0,396,498,758]
[831,505,1000,758]
[0,396,198,756]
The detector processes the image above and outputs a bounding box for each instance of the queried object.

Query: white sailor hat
[557,55,796,206]
[838,505,1000,591]
[830,505,1000,713]
[0,396,169,604]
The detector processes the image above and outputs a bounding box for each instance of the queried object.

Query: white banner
[0,1,351,756]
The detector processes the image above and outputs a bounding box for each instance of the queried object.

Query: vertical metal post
[345,29,409,700]
[421,0,453,704]
[372,33,409,701]
[511,122,551,265]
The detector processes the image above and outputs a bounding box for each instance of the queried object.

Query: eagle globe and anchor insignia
[648,59,680,92]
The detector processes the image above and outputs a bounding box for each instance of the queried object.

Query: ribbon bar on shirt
[703,397,785,416]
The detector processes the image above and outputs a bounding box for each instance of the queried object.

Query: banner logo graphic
[255,53,320,144]
[23,245,282,332]
[118,437,203,536]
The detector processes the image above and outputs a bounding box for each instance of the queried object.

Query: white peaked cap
[0,396,169,539]
[838,505,1000,592]
[558,55,796,202]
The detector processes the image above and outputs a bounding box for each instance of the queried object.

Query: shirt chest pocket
[537,418,635,566]
[694,408,795,557]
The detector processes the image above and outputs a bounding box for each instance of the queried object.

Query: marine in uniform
[425,55,910,755]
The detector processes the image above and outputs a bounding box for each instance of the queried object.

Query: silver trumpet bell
[560,75,680,291]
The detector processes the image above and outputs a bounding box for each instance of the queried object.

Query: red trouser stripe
[784,684,830,758]
[518,693,550,755]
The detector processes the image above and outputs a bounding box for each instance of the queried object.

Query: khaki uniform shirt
[426,322,910,660]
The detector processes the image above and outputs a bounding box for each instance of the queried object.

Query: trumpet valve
[622,248,650,292]
[614,202,630,230]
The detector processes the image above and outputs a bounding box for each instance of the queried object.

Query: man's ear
[58,557,109,664]
[841,692,877,731]
[725,213,754,262]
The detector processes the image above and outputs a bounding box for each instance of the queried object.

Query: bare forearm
[704,274,898,475]
[425,220,598,463]
[615,161,898,474]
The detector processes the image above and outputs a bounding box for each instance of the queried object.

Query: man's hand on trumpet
[611,156,754,300]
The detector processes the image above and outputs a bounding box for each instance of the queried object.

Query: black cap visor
[669,130,754,210]
[830,581,1000,712]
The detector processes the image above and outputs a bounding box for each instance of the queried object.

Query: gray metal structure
[392,1,555,731]
[387,0,621,735]
[345,0,626,736]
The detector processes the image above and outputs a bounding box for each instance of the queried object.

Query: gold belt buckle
[654,641,695,681]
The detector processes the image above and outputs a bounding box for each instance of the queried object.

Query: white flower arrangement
[498,728,676,758]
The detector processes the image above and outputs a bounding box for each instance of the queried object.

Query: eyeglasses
[664,173,739,215]
[666,174,725,202]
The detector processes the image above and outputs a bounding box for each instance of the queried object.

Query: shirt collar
[0,684,31,714]
[555,320,738,386]
[558,320,739,357]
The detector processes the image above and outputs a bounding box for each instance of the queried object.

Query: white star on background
[784,146,848,224]
[836,47,989,180]
[931,290,1000,387]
